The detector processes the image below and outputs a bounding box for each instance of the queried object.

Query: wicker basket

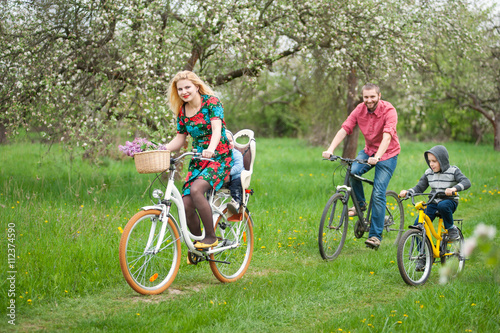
[134,150,170,174]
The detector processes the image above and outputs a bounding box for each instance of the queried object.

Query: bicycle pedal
[365,244,379,250]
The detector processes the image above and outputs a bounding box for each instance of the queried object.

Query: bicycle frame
[415,201,447,258]
[140,152,239,257]
[335,159,374,224]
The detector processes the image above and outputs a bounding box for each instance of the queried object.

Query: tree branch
[206,45,302,86]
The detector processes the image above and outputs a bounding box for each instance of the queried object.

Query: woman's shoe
[194,239,219,249]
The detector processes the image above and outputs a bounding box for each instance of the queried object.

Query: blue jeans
[229,176,242,204]
[350,150,398,241]
[413,200,458,229]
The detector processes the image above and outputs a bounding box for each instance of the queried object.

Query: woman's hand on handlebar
[202,149,215,158]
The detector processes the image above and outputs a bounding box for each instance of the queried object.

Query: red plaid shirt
[341,100,401,161]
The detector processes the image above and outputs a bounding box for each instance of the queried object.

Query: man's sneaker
[447,227,460,241]
[227,199,240,215]
[365,236,381,249]
[415,258,426,272]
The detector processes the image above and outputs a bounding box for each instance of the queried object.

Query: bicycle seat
[233,129,256,204]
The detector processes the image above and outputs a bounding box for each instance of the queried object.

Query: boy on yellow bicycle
[399,145,471,268]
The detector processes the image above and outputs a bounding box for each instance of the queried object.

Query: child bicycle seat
[233,129,256,205]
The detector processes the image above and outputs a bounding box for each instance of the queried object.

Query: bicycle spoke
[119,211,181,295]
[210,210,254,282]
[318,193,348,261]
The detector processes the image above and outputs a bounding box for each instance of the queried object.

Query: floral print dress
[177,94,233,196]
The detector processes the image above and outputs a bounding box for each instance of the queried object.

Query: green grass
[1,138,499,332]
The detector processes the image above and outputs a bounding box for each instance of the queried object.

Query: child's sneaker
[415,258,426,271]
[447,226,460,241]
[227,199,240,215]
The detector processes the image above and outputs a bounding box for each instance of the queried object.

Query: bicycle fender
[140,206,162,211]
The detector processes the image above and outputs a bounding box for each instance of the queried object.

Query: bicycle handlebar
[172,151,215,165]
[324,154,369,165]
[400,191,457,206]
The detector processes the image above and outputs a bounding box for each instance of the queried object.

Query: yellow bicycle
[397,192,465,286]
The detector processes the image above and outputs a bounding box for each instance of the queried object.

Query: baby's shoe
[227,199,240,215]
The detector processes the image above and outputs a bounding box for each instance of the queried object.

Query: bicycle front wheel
[397,229,433,286]
[441,228,465,276]
[318,193,348,261]
[210,209,254,283]
[119,209,181,295]
[385,190,405,244]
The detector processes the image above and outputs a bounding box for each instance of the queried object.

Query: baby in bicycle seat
[399,145,471,240]
[226,131,244,214]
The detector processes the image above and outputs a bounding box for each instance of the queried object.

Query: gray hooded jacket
[408,145,471,203]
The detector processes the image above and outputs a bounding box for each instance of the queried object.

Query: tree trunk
[342,69,360,158]
[0,122,6,144]
[495,117,500,151]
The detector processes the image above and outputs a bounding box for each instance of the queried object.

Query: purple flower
[119,138,166,157]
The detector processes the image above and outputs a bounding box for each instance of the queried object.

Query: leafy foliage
[1,0,497,153]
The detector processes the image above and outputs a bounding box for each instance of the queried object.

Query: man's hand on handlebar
[367,157,379,165]
[322,151,333,159]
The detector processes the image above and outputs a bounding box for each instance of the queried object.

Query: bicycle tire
[441,228,465,276]
[385,190,405,244]
[318,193,348,261]
[119,209,181,295]
[209,208,254,283]
[397,229,433,286]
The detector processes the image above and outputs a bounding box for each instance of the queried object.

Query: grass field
[1,138,499,332]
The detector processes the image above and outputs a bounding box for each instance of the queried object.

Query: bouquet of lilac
[119,138,167,157]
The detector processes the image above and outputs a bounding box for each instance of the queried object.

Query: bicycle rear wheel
[318,193,348,261]
[385,190,405,244]
[210,209,254,283]
[441,228,465,276]
[397,229,433,286]
[119,209,181,295]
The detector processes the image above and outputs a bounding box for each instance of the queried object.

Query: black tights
[183,179,216,244]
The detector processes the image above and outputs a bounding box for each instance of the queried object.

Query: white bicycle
[119,131,256,295]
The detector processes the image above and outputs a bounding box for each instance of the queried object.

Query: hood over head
[424,145,450,172]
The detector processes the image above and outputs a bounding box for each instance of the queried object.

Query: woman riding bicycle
[165,70,233,249]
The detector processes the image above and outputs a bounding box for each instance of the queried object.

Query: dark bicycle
[318,155,404,261]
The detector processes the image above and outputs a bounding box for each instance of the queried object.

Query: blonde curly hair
[167,71,216,116]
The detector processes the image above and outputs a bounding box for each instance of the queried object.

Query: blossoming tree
[0,0,487,154]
